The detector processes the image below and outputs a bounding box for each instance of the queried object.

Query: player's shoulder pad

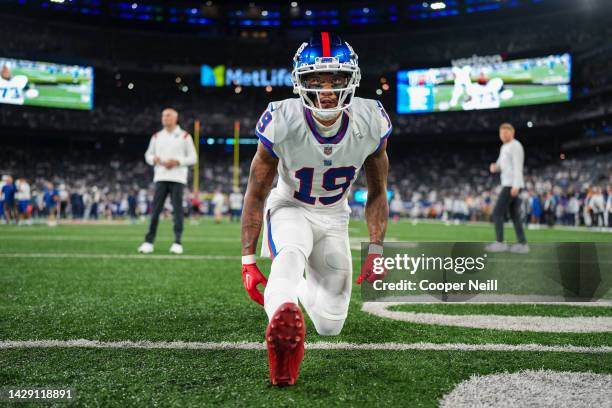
[255,98,297,157]
[350,97,393,147]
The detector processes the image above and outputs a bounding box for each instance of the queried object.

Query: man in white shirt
[606,185,612,228]
[589,186,606,228]
[138,108,197,255]
[211,188,226,224]
[487,123,528,253]
[15,178,32,225]
[228,187,244,222]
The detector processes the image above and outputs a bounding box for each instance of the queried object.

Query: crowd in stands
[2,145,610,229]
[1,5,612,137]
[1,3,611,228]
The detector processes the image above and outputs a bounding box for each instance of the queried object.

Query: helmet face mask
[292,33,361,114]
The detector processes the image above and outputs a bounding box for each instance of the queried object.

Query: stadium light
[527,121,534,128]
[430,2,446,10]
[376,89,382,95]
[291,2,298,7]
[127,82,134,90]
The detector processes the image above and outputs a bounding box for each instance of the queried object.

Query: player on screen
[0,65,29,105]
[240,32,391,386]
[448,65,504,111]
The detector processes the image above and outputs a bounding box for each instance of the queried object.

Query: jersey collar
[304,108,350,145]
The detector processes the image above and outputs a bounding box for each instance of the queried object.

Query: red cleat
[265,302,305,386]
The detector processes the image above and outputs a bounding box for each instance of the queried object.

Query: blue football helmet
[292,32,361,114]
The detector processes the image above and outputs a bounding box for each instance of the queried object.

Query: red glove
[242,256,267,305]
[356,244,386,285]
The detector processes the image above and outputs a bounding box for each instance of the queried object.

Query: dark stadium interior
[1,0,611,223]
[2,2,612,404]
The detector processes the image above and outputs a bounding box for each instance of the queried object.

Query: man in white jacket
[138,108,197,254]
[487,123,528,253]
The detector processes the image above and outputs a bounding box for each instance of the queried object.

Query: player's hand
[511,187,520,197]
[242,261,267,305]
[357,244,385,285]
[153,156,161,165]
[489,163,497,173]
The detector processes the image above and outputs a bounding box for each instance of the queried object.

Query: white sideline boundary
[0,253,241,261]
[2,252,610,264]
[0,340,611,354]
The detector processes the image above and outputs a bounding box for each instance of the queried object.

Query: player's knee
[313,316,346,336]
[275,245,308,265]
[324,250,351,272]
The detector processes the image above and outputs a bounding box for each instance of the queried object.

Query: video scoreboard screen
[0,57,93,110]
[397,53,571,114]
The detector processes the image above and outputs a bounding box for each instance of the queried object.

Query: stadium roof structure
[0,0,577,33]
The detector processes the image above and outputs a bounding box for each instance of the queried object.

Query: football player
[0,64,28,105]
[240,32,391,386]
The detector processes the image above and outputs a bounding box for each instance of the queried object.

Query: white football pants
[261,205,352,336]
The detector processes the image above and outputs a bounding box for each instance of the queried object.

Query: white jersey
[229,192,244,210]
[0,75,28,105]
[212,193,226,209]
[15,181,31,201]
[255,97,392,214]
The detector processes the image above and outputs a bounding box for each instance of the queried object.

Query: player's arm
[240,143,278,305]
[364,140,389,244]
[357,140,389,284]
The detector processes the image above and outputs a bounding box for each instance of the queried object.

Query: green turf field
[1,220,611,407]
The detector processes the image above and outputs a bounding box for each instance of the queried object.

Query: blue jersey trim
[266,211,278,257]
[255,129,278,159]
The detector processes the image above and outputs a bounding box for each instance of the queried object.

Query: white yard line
[0,252,363,261]
[1,252,609,265]
[0,236,239,243]
[0,339,611,353]
[0,253,240,261]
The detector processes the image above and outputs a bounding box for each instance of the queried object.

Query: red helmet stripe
[321,32,331,57]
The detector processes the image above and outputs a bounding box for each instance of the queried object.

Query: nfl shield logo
[323,146,332,155]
